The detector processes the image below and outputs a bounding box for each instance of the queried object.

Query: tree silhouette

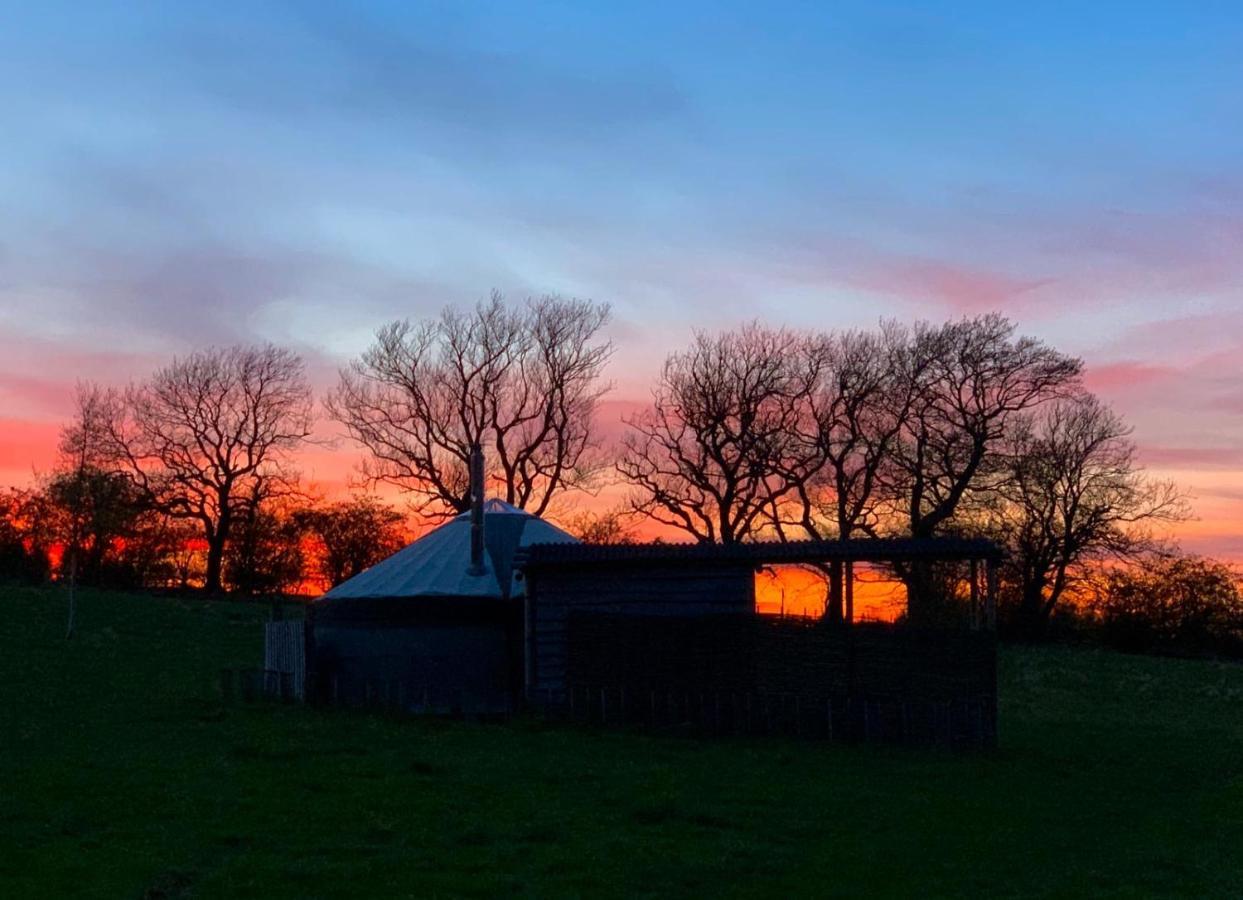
[328,292,612,519]
[883,315,1081,617]
[996,393,1187,634]
[102,344,313,594]
[55,382,127,636]
[763,324,926,619]
[617,324,818,543]
[297,495,408,588]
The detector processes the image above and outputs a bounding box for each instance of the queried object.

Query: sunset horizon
[4,6,1243,897]
[3,4,1240,564]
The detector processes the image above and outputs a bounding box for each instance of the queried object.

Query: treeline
[1,343,408,597]
[0,480,407,597]
[2,292,1240,653]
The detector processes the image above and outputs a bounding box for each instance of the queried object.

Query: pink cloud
[850,259,1053,313]
[594,397,649,446]
[1177,533,1243,563]
[1083,361,1175,393]
[1098,313,1243,364]
[0,419,60,484]
[0,375,79,419]
[1211,392,1243,415]
[1138,446,1243,469]
[0,337,167,420]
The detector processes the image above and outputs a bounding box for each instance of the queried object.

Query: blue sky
[1,1,1242,552]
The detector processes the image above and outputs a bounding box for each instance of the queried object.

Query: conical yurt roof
[321,499,578,601]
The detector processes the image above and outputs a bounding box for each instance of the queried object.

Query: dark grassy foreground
[1,588,1240,899]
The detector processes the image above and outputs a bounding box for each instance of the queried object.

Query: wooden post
[985,558,999,630]
[303,604,316,704]
[828,560,844,621]
[523,580,536,706]
[845,561,855,624]
[969,559,980,630]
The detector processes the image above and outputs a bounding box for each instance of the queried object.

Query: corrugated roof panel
[516,536,1003,569]
[322,501,578,601]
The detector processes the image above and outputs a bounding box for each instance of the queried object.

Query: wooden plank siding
[526,562,757,705]
[562,613,997,745]
[263,620,307,699]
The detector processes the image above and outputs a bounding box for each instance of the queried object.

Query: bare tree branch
[994,392,1190,633]
[617,323,818,544]
[327,291,613,519]
[101,344,313,593]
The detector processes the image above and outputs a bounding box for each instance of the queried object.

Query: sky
[1,1,1241,558]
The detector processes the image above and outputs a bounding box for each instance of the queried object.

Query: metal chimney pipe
[468,442,485,575]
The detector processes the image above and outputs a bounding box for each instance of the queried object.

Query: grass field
[1,586,1241,898]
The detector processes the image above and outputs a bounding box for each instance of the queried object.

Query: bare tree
[328,292,613,519]
[561,507,638,545]
[56,382,124,637]
[889,314,1083,541]
[617,324,820,543]
[103,345,313,594]
[997,393,1188,635]
[764,325,926,619]
[880,315,1081,615]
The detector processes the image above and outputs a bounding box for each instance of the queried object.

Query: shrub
[1090,555,1243,657]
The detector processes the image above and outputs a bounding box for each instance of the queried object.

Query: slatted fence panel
[263,620,306,699]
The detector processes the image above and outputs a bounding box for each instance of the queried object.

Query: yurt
[308,454,578,714]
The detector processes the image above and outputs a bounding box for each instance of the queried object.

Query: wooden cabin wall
[312,621,516,714]
[562,613,998,745]
[526,562,756,705]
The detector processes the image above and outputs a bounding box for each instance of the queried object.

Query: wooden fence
[234,610,996,747]
[262,620,306,699]
[561,612,997,746]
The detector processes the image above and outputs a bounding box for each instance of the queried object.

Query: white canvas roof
[321,499,578,601]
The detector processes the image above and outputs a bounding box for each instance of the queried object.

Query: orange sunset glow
[7,7,1243,898]
[755,565,906,622]
[0,1,1240,581]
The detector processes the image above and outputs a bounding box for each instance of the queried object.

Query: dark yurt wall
[310,498,578,714]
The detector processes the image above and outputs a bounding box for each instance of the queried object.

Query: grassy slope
[1,587,1240,899]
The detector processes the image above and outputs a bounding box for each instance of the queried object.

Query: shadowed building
[307,493,578,714]
[516,538,1002,745]
[274,447,1002,744]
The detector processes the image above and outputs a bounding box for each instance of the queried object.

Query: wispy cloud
[2,1,1243,555]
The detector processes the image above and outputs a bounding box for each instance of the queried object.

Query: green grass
[1,586,1241,898]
